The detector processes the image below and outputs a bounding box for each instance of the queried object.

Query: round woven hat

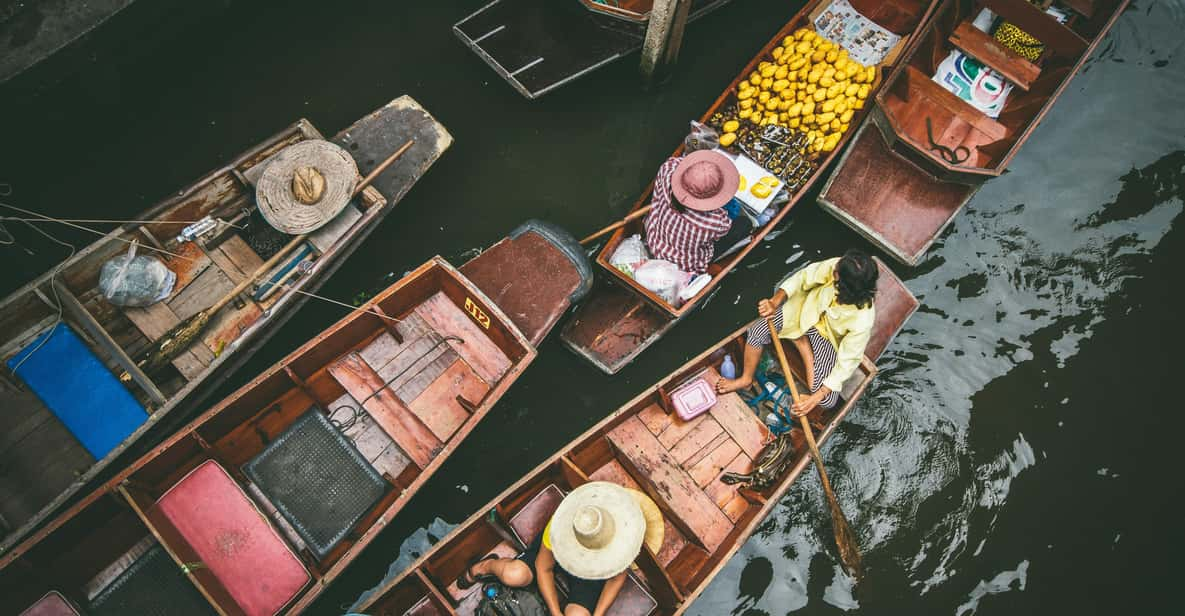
[256,140,358,234]
[549,482,647,580]
[670,149,740,212]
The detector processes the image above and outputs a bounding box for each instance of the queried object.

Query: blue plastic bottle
[720,354,737,379]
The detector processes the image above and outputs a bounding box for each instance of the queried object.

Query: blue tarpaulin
[8,324,148,459]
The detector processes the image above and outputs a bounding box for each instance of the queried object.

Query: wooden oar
[124,139,415,379]
[579,205,653,245]
[766,318,863,578]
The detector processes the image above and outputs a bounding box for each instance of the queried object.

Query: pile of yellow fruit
[719,27,877,155]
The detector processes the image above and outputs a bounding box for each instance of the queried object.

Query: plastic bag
[635,259,692,305]
[99,242,176,307]
[684,121,720,153]
[609,234,650,277]
[932,50,1012,118]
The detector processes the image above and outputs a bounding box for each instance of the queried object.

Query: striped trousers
[745,312,840,410]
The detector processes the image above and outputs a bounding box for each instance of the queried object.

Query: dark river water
[2,0,1183,614]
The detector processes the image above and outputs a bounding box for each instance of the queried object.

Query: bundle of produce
[726,27,876,155]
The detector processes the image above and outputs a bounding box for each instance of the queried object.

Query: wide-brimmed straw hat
[670,149,740,212]
[549,482,658,580]
[256,140,359,234]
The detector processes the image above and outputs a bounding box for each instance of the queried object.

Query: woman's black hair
[835,249,878,308]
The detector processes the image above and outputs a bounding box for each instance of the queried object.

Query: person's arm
[777,258,840,298]
[591,571,628,616]
[821,318,872,393]
[533,548,565,616]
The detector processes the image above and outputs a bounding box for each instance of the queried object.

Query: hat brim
[670,149,740,212]
[549,482,647,580]
[256,140,359,235]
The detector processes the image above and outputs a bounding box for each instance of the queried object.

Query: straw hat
[549,482,650,580]
[670,150,740,212]
[256,140,358,234]
[626,489,665,555]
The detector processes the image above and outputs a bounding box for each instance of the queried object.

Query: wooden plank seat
[948,21,1041,91]
[18,591,81,616]
[241,409,389,560]
[154,460,311,616]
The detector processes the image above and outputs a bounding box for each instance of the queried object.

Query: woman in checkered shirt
[643,150,748,275]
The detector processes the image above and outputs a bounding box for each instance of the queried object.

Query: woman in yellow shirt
[717,251,878,416]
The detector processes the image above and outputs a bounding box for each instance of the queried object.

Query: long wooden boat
[0,96,452,557]
[351,258,918,616]
[453,0,733,100]
[560,0,939,374]
[817,0,1129,265]
[0,215,595,615]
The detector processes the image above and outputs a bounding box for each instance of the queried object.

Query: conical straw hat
[549,482,647,580]
[256,140,358,234]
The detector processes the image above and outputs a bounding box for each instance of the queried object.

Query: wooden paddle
[579,205,653,245]
[766,317,863,578]
[124,139,414,379]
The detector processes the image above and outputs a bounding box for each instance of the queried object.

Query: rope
[0,216,243,228]
[6,218,76,375]
[0,202,200,262]
[925,117,971,165]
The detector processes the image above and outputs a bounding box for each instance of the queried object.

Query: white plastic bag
[610,234,650,277]
[932,50,1012,118]
[99,242,176,307]
[634,259,692,306]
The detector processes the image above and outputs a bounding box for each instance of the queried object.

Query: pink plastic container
[670,378,717,421]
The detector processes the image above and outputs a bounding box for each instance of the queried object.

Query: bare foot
[716,376,752,394]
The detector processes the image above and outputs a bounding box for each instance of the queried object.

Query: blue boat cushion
[7,324,147,459]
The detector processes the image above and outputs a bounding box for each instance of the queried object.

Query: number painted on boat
[464,297,491,329]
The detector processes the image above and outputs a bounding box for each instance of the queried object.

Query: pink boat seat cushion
[19,591,80,616]
[156,460,310,616]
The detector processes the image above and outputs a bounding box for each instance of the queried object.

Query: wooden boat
[818,0,1129,265]
[0,96,453,557]
[0,217,594,615]
[560,0,940,374]
[350,258,919,616]
[453,0,733,99]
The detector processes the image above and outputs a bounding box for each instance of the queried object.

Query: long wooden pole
[766,318,864,578]
[579,205,653,246]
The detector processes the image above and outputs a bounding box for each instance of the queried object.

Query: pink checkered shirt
[643,156,732,274]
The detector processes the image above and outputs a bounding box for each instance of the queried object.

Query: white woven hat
[549,482,647,580]
[255,140,358,234]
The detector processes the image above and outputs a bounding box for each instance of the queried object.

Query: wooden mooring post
[639,0,693,84]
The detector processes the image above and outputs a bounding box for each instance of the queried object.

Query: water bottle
[720,354,737,379]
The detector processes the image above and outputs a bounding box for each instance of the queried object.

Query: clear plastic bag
[609,234,650,277]
[99,242,176,307]
[684,121,720,153]
[634,259,692,306]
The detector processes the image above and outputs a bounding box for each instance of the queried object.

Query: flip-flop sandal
[456,553,499,589]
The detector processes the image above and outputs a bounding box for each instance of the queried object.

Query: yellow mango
[816,111,835,124]
[834,57,849,73]
[858,84,870,99]
[806,71,821,84]
[827,83,844,98]
[789,57,806,71]
[789,117,801,128]
[772,46,784,60]
[737,88,754,100]
[784,35,796,46]
[778,99,792,112]
[751,183,772,199]
[795,41,812,54]
[758,91,771,103]
[834,100,848,114]
[778,112,788,123]
[774,66,789,80]
[738,108,752,119]
[822,132,841,152]
[761,77,773,90]
[802,113,815,125]
[830,119,842,132]
[839,123,849,132]
[798,66,810,80]
[825,49,838,63]
[801,99,815,115]
[845,83,860,97]
[854,98,865,110]
[823,66,836,78]
[818,41,834,53]
[811,49,826,63]
[787,102,803,117]
[780,89,795,101]
[720,132,737,147]
[796,91,807,101]
[772,79,789,92]
[738,98,754,109]
[722,120,740,133]
[749,72,762,86]
[805,83,817,94]
[798,28,814,41]
[840,109,854,123]
[819,76,834,88]
[866,66,877,82]
[813,88,827,102]
[837,49,849,61]
[760,65,777,78]
[821,99,837,113]
[749,113,762,124]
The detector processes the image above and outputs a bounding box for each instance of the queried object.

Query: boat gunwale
[0,255,538,615]
[870,0,1131,179]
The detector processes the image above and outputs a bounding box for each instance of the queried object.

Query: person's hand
[791,391,823,417]
[757,298,777,318]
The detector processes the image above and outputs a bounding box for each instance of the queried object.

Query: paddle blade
[827,496,864,579]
